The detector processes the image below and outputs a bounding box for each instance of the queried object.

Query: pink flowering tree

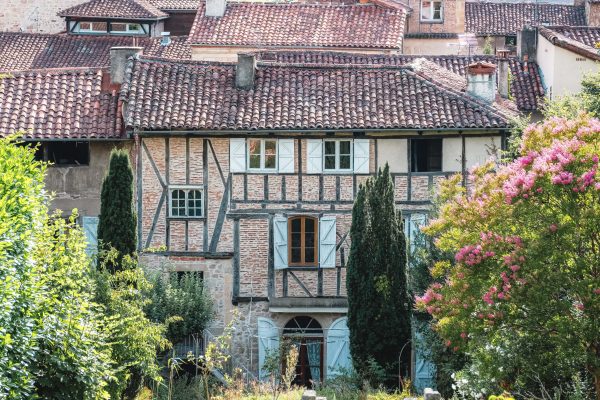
[416,114,600,397]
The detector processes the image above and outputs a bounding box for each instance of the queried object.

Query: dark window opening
[46,141,89,165]
[172,271,204,285]
[505,35,517,47]
[289,216,318,266]
[411,139,442,172]
[283,317,323,387]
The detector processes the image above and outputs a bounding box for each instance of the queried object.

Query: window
[411,139,442,172]
[172,271,204,284]
[110,22,145,35]
[170,188,204,218]
[323,140,352,171]
[505,35,517,47]
[76,21,108,33]
[289,216,318,266]
[420,0,443,21]
[248,139,277,170]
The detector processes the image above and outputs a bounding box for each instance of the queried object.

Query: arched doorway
[283,316,323,387]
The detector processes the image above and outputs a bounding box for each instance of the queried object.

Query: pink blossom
[460,332,467,339]
[575,302,585,311]
[593,288,600,295]
[549,224,558,233]
[497,292,505,300]
[510,265,521,272]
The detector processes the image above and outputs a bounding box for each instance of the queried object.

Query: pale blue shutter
[274,215,288,270]
[82,216,99,256]
[307,139,323,173]
[353,139,370,174]
[230,138,246,172]
[413,328,436,392]
[278,139,295,173]
[319,216,336,268]
[326,317,352,379]
[258,317,279,380]
[409,213,427,254]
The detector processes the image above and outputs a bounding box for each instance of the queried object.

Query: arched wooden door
[326,317,352,379]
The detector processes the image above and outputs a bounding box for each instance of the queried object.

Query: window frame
[410,138,443,173]
[420,0,444,22]
[73,21,108,34]
[168,186,205,219]
[247,138,278,172]
[288,216,319,267]
[322,139,353,172]
[109,22,147,35]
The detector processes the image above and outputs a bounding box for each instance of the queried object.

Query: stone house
[118,50,516,385]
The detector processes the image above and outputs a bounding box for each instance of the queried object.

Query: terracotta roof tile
[256,51,544,111]
[0,68,122,139]
[148,0,199,10]
[539,25,600,61]
[120,56,511,132]
[465,2,586,36]
[59,0,168,20]
[0,32,191,72]
[189,1,406,49]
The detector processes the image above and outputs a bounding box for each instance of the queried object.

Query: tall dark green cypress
[346,164,411,387]
[98,149,136,269]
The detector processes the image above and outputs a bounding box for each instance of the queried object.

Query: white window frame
[109,22,147,35]
[247,138,278,172]
[420,0,443,22]
[169,186,204,218]
[75,21,108,34]
[323,139,353,172]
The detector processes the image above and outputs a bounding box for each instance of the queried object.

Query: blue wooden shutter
[413,328,436,392]
[319,216,336,268]
[326,317,352,379]
[230,138,246,172]
[258,317,279,380]
[353,139,370,174]
[307,139,323,173]
[82,216,99,256]
[278,139,295,173]
[274,215,288,270]
[409,213,427,254]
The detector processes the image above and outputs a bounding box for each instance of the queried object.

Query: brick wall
[0,0,86,33]
[406,0,465,34]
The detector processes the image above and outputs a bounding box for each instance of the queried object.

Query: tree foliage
[98,149,136,268]
[347,164,411,386]
[416,115,600,397]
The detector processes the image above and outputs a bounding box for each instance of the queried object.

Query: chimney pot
[236,53,256,90]
[161,31,171,46]
[110,47,143,85]
[466,61,497,104]
[206,0,227,17]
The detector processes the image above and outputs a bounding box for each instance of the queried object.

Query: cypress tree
[98,149,136,269]
[346,164,411,387]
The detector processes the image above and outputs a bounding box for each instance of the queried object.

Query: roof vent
[236,53,256,90]
[466,61,497,104]
[206,0,227,17]
[161,32,171,46]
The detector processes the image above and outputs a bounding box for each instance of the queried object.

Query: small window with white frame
[247,139,277,171]
[323,139,352,171]
[75,21,108,33]
[169,187,204,218]
[110,22,146,35]
[420,0,443,22]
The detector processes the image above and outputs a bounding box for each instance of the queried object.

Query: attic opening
[27,141,90,166]
[411,138,442,172]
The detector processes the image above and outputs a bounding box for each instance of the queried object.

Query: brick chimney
[517,26,537,62]
[236,53,256,90]
[466,61,497,104]
[109,47,143,85]
[496,49,510,99]
[206,0,227,17]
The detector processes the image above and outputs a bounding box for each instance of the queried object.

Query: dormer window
[110,22,145,35]
[420,0,443,22]
[69,20,149,35]
[78,21,107,33]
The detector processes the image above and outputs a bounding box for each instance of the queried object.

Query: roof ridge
[0,66,107,76]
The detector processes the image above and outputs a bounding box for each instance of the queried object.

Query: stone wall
[405,0,465,34]
[0,0,87,33]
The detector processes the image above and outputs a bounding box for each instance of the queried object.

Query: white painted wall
[465,136,502,170]
[377,139,408,173]
[442,137,462,172]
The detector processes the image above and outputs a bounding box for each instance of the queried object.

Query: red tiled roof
[148,0,199,10]
[120,57,511,132]
[539,26,600,61]
[465,2,586,36]
[0,68,122,140]
[189,1,406,49]
[256,51,544,111]
[0,32,191,72]
[59,0,168,20]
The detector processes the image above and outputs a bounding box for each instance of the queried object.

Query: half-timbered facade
[121,53,515,383]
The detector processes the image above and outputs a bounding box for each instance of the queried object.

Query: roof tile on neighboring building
[0,68,122,139]
[58,0,168,20]
[538,25,600,61]
[465,2,586,36]
[0,32,191,72]
[148,0,199,10]
[188,1,406,49]
[256,51,544,111]
[120,57,511,132]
